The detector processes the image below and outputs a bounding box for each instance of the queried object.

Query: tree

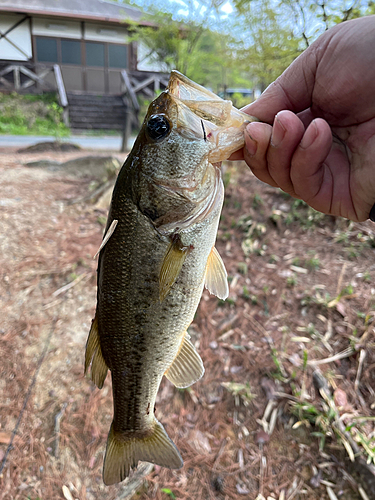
[126,4,242,90]
[234,1,303,91]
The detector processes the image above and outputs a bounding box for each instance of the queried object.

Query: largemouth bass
[85,71,255,485]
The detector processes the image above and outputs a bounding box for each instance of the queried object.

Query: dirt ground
[0,147,374,500]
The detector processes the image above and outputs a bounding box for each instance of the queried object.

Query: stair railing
[53,65,69,127]
[119,70,168,152]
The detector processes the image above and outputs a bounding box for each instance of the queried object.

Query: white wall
[32,17,81,39]
[0,14,32,61]
[84,22,128,43]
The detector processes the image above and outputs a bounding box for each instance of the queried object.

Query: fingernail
[300,120,318,149]
[271,114,286,147]
[245,128,257,156]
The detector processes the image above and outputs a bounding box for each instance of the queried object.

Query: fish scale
[84,71,256,485]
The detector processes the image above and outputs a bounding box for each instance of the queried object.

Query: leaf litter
[0,151,374,499]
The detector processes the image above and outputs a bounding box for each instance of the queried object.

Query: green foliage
[233,0,303,91]
[285,198,328,229]
[128,6,241,90]
[161,488,176,499]
[125,0,375,98]
[222,381,255,405]
[0,92,69,137]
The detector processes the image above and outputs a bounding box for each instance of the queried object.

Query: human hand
[233,16,375,222]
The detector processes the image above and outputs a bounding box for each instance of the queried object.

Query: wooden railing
[0,64,55,91]
[53,65,69,127]
[120,69,169,151]
[0,63,69,126]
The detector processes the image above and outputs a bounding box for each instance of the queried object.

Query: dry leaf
[334,388,348,408]
[62,485,74,500]
[336,301,346,317]
[0,431,11,444]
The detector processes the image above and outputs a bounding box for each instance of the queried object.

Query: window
[86,42,105,67]
[108,44,127,68]
[61,39,81,65]
[35,37,58,63]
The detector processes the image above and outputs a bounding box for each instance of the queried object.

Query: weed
[306,256,320,271]
[270,347,288,381]
[284,199,328,229]
[345,245,359,260]
[334,231,350,244]
[222,381,255,406]
[242,285,250,299]
[291,385,375,465]
[97,215,107,226]
[0,92,69,137]
[223,170,231,188]
[363,271,371,282]
[252,193,264,209]
[237,262,248,275]
[161,488,177,499]
[287,274,297,287]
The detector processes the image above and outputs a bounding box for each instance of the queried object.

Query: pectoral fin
[165,334,204,388]
[205,246,229,300]
[84,315,108,389]
[159,237,190,302]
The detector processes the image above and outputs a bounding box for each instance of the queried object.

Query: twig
[115,462,153,499]
[67,179,113,205]
[336,262,347,296]
[358,486,371,500]
[354,349,366,393]
[212,438,227,471]
[286,479,304,500]
[308,347,355,366]
[52,272,89,297]
[54,403,68,458]
[0,322,55,476]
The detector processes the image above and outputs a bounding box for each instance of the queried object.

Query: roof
[0,0,148,25]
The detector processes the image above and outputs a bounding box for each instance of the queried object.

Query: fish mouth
[166,71,257,162]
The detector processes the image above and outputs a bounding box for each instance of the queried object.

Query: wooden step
[66,92,128,131]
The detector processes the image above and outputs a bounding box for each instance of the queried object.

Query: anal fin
[165,334,204,388]
[84,315,108,389]
[205,246,229,300]
[103,419,183,485]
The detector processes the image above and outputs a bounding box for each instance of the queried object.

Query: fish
[85,71,256,485]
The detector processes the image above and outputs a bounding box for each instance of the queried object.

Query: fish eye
[146,114,171,142]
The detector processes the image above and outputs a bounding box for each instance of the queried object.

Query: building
[0,0,168,131]
[0,0,158,94]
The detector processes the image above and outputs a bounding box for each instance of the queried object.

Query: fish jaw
[167,70,258,162]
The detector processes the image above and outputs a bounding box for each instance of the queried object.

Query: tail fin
[103,419,183,485]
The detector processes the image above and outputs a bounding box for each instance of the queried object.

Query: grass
[0,92,70,137]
